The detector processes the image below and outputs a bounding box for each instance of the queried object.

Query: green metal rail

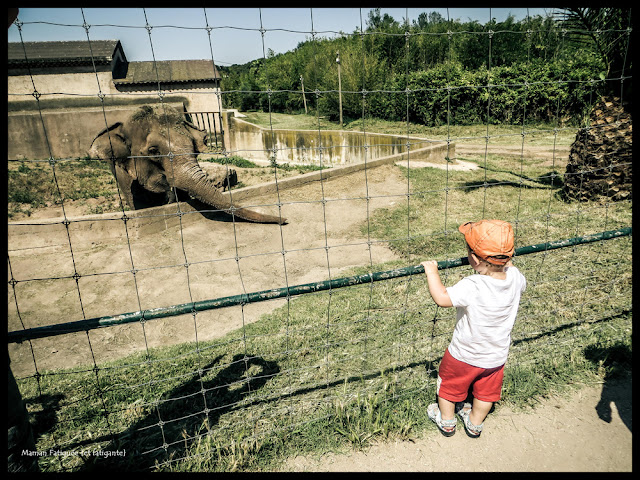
[7,227,631,344]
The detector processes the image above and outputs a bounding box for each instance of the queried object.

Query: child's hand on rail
[421,260,439,275]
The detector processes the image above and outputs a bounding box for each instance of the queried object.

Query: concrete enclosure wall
[7,102,186,160]
[8,107,453,167]
[225,112,454,167]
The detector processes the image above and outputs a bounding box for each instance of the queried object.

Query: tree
[559,8,632,89]
[559,8,632,203]
[366,8,399,31]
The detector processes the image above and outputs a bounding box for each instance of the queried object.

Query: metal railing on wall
[185,111,224,150]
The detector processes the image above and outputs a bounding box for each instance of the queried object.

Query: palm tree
[558,8,632,202]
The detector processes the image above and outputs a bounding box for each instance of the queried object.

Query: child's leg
[438,396,456,421]
[469,363,504,426]
[470,397,492,426]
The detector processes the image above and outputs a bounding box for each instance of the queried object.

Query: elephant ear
[89,122,130,160]
[183,121,208,154]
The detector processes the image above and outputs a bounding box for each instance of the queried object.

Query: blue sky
[9,8,554,66]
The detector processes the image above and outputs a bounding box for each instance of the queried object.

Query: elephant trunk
[173,163,286,225]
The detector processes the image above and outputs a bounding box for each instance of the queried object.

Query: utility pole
[336,51,343,128]
[300,75,308,115]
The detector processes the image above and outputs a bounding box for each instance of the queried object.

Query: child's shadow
[583,341,632,432]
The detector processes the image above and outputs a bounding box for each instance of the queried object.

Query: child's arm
[421,261,453,308]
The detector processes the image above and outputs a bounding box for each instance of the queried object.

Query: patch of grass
[17,239,631,471]
[201,155,260,169]
[242,111,338,131]
[7,159,116,217]
[270,161,329,175]
[364,150,631,262]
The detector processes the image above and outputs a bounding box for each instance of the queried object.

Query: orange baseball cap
[458,219,515,265]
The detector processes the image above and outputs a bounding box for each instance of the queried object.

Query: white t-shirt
[446,266,527,369]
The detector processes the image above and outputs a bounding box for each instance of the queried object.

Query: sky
[9,8,554,66]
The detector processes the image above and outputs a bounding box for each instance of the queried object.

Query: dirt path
[284,376,632,472]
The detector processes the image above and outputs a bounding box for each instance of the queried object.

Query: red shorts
[436,348,505,403]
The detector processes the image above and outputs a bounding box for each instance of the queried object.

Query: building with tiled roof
[8,40,222,112]
[8,40,223,160]
[8,40,128,77]
[113,59,220,86]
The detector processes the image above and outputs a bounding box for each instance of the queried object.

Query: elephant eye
[148,146,160,156]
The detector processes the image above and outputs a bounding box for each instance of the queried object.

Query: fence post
[7,355,39,472]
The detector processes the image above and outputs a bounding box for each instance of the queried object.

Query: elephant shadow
[185,197,255,223]
[81,353,280,471]
[583,341,632,432]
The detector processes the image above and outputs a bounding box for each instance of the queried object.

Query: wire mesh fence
[7,8,632,472]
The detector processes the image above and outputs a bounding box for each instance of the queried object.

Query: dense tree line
[220,10,621,126]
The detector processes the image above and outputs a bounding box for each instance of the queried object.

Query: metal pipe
[7,227,631,344]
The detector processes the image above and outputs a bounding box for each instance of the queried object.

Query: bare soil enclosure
[8,163,408,378]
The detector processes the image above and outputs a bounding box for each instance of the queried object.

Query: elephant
[88,105,286,224]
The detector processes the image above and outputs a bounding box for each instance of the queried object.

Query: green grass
[7,159,117,218]
[201,155,260,169]
[367,149,630,261]
[18,247,632,471]
[201,154,329,175]
[12,115,632,472]
[241,111,578,147]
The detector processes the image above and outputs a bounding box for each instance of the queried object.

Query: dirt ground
[7,163,410,377]
[283,376,632,472]
[7,145,557,379]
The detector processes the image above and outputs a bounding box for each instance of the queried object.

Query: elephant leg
[166,187,177,203]
[210,169,238,191]
[113,162,136,209]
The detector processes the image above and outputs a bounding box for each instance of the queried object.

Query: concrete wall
[8,70,117,98]
[8,104,453,167]
[8,102,186,160]
[225,112,454,167]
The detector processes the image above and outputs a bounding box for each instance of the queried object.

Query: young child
[421,219,526,438]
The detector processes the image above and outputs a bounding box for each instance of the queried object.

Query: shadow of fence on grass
[27,307,630,470]
[74,353,280,471]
